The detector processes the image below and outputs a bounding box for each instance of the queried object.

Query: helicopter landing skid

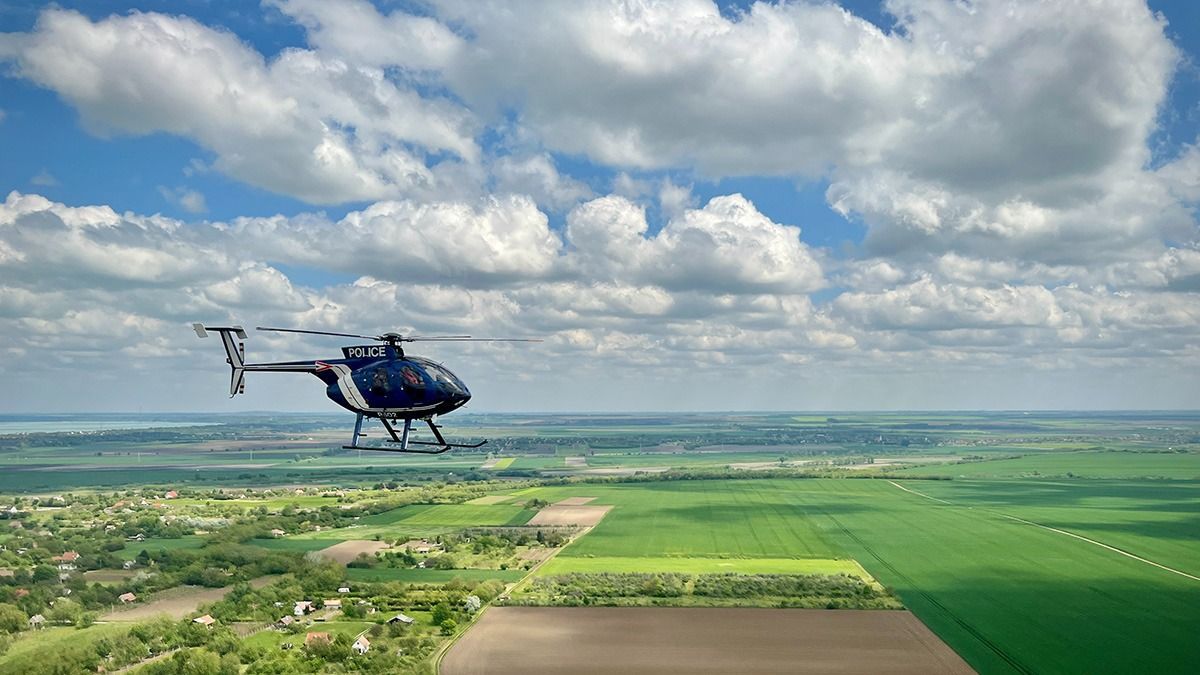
[342,414,487,454]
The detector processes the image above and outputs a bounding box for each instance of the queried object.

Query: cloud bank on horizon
[0,0,1196,412]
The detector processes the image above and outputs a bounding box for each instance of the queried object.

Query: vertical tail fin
[193,323,248,397]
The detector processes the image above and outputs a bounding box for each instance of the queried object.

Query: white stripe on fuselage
[326,362,442,415]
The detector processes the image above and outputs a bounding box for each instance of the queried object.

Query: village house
[123,560,137,570]
[275,615,294,629]
[126,533,146,542]
[387,613,415,625]
[323,598,342,610]
[401,538,443,554]
[164,490,178,499]
[28,614,44,629]
[269,528,286,538]
[352,636,370,655]
[53,551,80,563]
[193,614,216,628]
[294,601,314,616]
[304,632,330,648]
[118,592,137,603]
[337,586,350,594]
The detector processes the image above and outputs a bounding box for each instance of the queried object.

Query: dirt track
[442,607,975,675]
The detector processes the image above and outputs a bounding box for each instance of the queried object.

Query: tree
[439,619,457,635]
[431,602,453,625]
[48,597,83,625]
[0,604,27,634]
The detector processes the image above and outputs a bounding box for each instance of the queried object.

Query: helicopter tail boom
[194,323,322,396]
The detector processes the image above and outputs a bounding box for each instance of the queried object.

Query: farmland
[0,411,1196,673]
[442,607,973,675]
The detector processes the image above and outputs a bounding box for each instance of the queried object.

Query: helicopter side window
[370,367,389,395]
[412,358,466,395]
[400,366,425,389]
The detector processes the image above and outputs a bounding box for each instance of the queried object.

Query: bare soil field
[83,569,137,583]
[527,505,611,527]
[467,495,512,505]
[517,548,556,564]
[102,576,275,621]
[554,497,597,506]
[442,607,974,675]
[564,456,588,467]
[317,539,391,564]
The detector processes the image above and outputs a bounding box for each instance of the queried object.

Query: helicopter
[193,324,539,454]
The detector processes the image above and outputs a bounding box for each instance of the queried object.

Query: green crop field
[249,537,344,552]
[514,477,1200,674]
[537,555,872,579]
[895,450,1200,480]
[346,567,526,583]
[368,503,536,527]
[523,481,841,559]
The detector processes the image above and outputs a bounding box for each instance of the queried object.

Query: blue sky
[0,1,1197,412]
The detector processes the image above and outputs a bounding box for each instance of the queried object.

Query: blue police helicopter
[193,324,539,453]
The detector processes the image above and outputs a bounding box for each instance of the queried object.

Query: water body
[0,416,221,434]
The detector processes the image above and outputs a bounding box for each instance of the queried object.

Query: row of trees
[528,572,900,609]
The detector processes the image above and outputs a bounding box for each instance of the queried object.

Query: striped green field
[367,503,536,527]
[537,555,872,579]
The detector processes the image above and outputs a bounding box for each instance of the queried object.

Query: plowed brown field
[441,607,974,675]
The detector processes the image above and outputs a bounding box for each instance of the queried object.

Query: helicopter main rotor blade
[256,326,378,340]
[407,337,544,342]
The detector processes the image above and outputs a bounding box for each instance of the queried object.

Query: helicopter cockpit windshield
[410,357,468,396]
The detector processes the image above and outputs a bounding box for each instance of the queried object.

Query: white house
[352,636,370,655]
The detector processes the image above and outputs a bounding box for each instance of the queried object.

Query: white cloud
[1,8,478,203]
[491,154,593,211]
[29,169,57,187]
[268,0,463,72]
[567,193,824,294]
[158,186,207,214]
[0,2,1197,410]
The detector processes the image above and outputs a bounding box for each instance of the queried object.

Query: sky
[0,0,1197,414]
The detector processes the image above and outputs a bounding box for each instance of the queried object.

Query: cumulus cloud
[0,8,478,203]
[491,154,594,211]
[567,193,824,294]
[0,2,1197,409]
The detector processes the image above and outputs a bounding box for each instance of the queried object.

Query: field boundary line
[996,513,1200,583]
[886,480,1200,583]
[886,480,953,505]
